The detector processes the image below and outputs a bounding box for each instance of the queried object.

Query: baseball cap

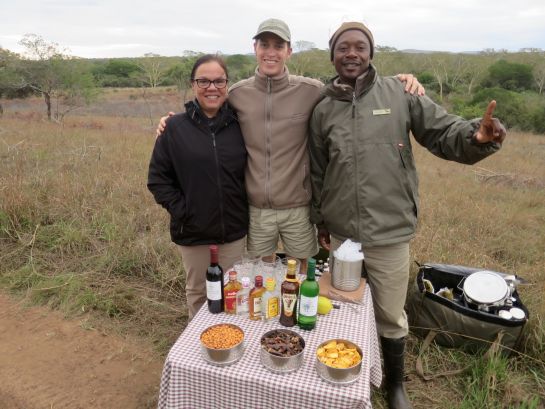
[253,18,291,42]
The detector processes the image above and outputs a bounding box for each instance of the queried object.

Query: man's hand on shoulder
[396,73,425,96]
[156,112,175,138]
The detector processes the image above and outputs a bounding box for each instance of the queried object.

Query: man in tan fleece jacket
[156,18,423,274]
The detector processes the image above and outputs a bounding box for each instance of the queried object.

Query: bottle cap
[255,275,263,286]
[241,276,250,288]
[229,270,237,279]
[265,277,276,291]
[307,257,316,270]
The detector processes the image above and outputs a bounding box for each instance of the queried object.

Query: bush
[469,87,530,130]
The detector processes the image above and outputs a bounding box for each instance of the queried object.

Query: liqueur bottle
[224,270,242,314]
[235,276,251,316]
[297,258,319,330]
[261,277,279,321]
[249,275,266,320]
[279,259,299,327]
[205,245,224,313]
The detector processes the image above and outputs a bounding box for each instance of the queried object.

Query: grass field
[1,89,544,408]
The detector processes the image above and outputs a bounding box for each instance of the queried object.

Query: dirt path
[0,293,164,409]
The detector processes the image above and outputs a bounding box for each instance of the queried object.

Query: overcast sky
[1,0,544,59]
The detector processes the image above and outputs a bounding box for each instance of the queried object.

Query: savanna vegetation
[1,35,544,408]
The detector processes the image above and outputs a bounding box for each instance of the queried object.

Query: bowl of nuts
[260,329,305,373]
[315,339,362,385]
[200,323,245,366]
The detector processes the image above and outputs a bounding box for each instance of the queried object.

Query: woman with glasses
[147,54,248,320]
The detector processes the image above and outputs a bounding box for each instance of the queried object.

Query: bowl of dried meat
[260,329,305,373]
[200,323,245,366]
[315,339,362,385]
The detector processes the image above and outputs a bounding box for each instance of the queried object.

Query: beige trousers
[178,237,246,320]
[330,236,410,338]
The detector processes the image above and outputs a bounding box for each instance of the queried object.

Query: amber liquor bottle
[224,270,242,314]
[249,275,266,320]
[279,259,299,327]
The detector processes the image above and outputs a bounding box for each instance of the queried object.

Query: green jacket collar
[323,65,378,101]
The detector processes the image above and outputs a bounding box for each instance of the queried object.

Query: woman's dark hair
[190,54,229,80]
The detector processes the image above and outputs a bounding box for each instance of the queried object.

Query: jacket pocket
[397,144,415,170]
[291,112,308,123]
[397,144,418,219]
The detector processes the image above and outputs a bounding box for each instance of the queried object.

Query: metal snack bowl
[315,338,362,385]
[260,329,306,374]
[200,323,245,366]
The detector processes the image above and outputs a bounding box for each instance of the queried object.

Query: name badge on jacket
[372,108,391,116]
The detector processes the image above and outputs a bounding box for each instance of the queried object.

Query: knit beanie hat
[329,22,374,60]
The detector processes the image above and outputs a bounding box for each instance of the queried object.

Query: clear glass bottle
[236,276,251,316]
[224,270,242,314]
[249,275,266,320]
[298,258,319,330]
[262,277,279,321]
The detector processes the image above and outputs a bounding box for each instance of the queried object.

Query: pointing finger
[483,100,496,121]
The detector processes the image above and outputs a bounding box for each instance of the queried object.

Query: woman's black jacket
[147,101,248,246]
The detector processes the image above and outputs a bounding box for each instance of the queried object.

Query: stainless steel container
[315,338,362,385]
[260,329,305,374]
[200,324,245,367]
[332,258,362,291]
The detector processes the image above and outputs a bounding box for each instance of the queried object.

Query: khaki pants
[330,237,410,338]
[178,237,246,320]
[247,205,318,259]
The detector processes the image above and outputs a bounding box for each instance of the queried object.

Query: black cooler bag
[407,263,528,354]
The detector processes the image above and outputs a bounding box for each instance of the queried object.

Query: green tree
[17,34,97,121]
[224,54,254,83]
[137,53,168,88]
[166,55,199,104]
[485,59,534,91]
[0,48,33,114]
[469,87,528,130]
[92,59,140,87]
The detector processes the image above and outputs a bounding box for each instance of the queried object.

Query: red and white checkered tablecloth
[158,285,382,409]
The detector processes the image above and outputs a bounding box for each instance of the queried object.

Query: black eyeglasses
[192,78,228,89]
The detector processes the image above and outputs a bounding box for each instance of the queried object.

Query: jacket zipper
[351,91,360,239]
[211,131,226,242]
[265,77,272,208]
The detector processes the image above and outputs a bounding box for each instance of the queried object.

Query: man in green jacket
[309,22,506,409]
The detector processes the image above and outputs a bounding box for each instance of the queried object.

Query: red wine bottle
[206,245,224,313]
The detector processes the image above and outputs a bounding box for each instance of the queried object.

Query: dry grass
[1,94,544,407]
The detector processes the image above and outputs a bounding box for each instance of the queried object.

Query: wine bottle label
[225,290,238,312]
[282,293,297,317]
[206,280,222,301]
[253,297,262,313]
[299,295,318,316]
[267,296,279,318]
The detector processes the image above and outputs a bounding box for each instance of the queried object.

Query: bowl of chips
[200,323,245,366]
[315,339,362,385]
